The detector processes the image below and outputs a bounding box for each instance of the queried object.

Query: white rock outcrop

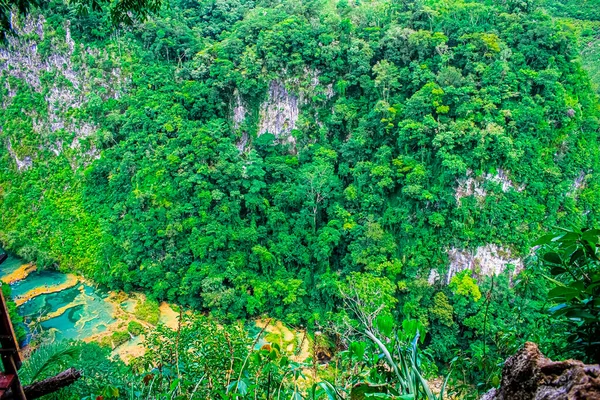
[570,170,588,194]
[455,169,524,204]
[428,269,440,285]
[445,244,524,284]
[234,68,334,150]
[0,16,126,170]
[257,81,299,146]
[232,89,247,130]
[6,138,32,171]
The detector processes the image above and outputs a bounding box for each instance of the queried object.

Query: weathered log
[2,368,82,400]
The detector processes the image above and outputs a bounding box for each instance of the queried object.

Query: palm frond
[20,342,80,384]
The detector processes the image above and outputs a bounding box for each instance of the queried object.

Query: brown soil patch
[159,302,179,330]
[112,335,146,364]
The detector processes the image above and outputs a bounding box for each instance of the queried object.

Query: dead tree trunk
[3,368,82,400]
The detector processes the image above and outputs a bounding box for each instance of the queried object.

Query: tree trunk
[3,368,81,400]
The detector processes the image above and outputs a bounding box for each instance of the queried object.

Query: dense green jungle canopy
[1,0,600,396]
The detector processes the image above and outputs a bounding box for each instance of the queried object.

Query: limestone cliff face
[257,81,300,147]
[0,15,126,171]
[445,245,524,283]
[455,168,525,204]
[233,69,334,152]
[428,244,524,285]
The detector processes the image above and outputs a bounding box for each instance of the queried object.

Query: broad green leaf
[532,234,556,246]
[549,303,568,313]
[581,229,600,244]
[548,286,580,300]
[565,309,596,320]
[550,266,567,276]
[233,379,248,395]
[543,252,562,265]
[376,315,394,337]
[290,392,303,400]
[491,375,500,387]
[569,248,585,265]
[555,232,580,243]
[351,383,388,400]
[350,341,368,360]
[312,381,339,400]
[169,378,180,392]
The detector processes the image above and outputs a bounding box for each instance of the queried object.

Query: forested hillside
[542,0,600,93]
[1,0,600,396]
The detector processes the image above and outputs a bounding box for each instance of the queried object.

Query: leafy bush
[1,283,26,343]
[536,228,600,363]
[100,330,130,349]
[127,321,145,336]
[134,299,160,325]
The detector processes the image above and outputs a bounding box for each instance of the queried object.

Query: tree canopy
[1,0,599,396]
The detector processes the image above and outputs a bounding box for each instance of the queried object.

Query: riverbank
[0,255,311,366]
[14,273,79,306]
[82,292,182,363]
[2,262,36,284]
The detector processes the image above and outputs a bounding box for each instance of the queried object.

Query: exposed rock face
[232,90,250,152]
[569,170,589,199]
[0,15,126,170]
[455,169,524,204]
[572,170,587,192]
[445,244,523,284]
[481,342,600,400]
[236,131,249,153]
[232,89,247,130]
[235,68,333,150]
[428,269,440,285]
[5,137,32,171]
[257,81,299,146]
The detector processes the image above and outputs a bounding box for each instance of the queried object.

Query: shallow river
[0,253,310,363]
[1,254,116,343]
